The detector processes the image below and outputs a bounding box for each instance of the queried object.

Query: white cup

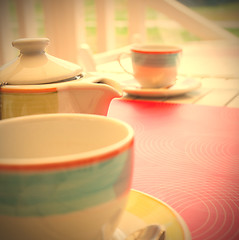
[0,114,134,240]
[119,44,182,88]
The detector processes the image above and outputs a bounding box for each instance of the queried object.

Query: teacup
[118,44,182,88]
[0,114,134,240]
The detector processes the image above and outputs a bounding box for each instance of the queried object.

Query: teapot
[0,38,122,119]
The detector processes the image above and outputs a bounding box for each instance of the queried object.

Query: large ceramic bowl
[0,113,134,240]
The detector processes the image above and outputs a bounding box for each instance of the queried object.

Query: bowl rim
[0,113,134,171]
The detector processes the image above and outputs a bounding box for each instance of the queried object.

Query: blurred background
[1,0,238,68]
[4,0,239,52]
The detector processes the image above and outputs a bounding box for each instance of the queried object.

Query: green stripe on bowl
[0,149,132,216]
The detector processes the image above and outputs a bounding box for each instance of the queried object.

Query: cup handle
[118,52,134,75]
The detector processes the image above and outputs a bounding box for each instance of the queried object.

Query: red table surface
[108,99,239,240]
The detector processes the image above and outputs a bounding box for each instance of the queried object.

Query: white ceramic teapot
[0,38,122,119]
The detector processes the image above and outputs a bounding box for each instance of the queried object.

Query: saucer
[123,77,201,97]
[117,189,191,240]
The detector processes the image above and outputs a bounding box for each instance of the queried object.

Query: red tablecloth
[108,99,239,240]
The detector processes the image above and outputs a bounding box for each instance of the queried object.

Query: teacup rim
[131,44,182,54]
[0,113,134,171]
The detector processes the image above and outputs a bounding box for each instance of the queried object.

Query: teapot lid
[0,38,83,85]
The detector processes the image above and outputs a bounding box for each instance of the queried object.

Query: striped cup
[0,114,134,240]
[119,44,182,88]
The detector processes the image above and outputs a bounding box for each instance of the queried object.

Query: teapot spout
[57,76,123,116]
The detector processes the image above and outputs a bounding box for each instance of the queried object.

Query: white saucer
[115,189,191,240]
[123,77,201,97]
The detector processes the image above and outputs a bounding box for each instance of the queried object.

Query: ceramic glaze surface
[0,149,132,216]
[132,52,180,67]
[131,46,181,88]
[119,44,182,89]
[1,91,58,119]
[0,77,122,119]
[0,114,134,240]
[0,38,123,119]
[0,38,82,85]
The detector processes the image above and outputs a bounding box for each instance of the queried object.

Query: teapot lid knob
[12,38,50,54]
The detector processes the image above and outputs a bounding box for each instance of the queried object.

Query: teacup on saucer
[118,44,182,88]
